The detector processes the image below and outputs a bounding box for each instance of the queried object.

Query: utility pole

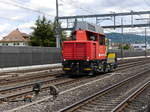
[149,14,150,28]
[121,18,124,58]
[114,15,116,29]
[56,0,61,48]
[131,10,134,27]
[144,28,147,57]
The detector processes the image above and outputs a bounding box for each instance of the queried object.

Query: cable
[104,28,116,33]
[60,0,93,14]
[69,0,98,13]
[60,0,95,14]
[0,0,54,17]
[10,0,25,4]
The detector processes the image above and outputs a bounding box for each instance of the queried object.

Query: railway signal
[23,95,32,102]
[32,83,41,96]
[49,85,59,100]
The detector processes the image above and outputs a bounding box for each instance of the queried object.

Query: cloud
[0,23,15,39]
[0,23,11,32]
[18,21,35,29]
[0,0,19,10]
[0,0,150,37]
[29,0,56,9]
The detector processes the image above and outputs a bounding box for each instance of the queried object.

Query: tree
[123,44,130,50]
[30,16,56,47]
[119,43,130,50]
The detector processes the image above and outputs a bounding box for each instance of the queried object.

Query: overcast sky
[0,0,150,39]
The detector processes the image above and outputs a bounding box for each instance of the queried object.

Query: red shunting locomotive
[62,22,117,75]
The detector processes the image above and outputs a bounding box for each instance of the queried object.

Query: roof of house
[0,28,30,42]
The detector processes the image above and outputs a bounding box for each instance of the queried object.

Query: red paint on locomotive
[63,30,107,61]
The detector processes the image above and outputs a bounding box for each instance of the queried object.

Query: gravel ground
[1,62,150,112]
[74,71,150,112]
[124,84,150,112]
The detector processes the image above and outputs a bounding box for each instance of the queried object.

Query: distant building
[0,28,30,46]
[131,43,150,50]
[111,42,120,50]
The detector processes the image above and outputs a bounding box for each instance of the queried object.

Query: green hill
[106,33,150,44]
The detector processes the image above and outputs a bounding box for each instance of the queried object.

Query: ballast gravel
[1,62,150,112]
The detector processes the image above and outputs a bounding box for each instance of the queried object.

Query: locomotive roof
[73,21,105,35]
[72,30,105,37]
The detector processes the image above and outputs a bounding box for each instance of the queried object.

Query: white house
[131,43,150,50]
[0,29,30,46]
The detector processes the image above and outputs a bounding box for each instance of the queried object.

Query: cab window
[99,36,105,45]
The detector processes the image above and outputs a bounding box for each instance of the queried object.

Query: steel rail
[0,59,147,95]
[111,81,150,112]
[59,69,150,112]
[1,59,150,107]
[0,77,77,103]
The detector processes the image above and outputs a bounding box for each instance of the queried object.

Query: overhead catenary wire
[60,0,96,14]
[60,0,122,30]
[108,10,150,35]
[9,0,25,4]
[68,0,98,13]
[0,0,54,17]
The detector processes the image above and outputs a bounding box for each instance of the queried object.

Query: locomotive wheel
[103,63,113,73]
[108,64,113,72]
[88,64,94,76]
[102,62,108,73]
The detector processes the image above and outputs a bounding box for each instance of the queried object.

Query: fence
[110,49,150,58]
[0,46,61,68]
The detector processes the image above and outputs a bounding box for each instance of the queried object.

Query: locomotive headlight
[64,59,66,61]
[99,53,101,57]
[86,57,89,61]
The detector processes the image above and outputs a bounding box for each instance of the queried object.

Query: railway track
[1,58,150,112]
[0,57,149,87]
[116,60,147,70]
[1,58,149,86]
[112,81,150,112]
[0,59,149,93]
[0,59,148,104]
[0,69,63,85]
[118,57,149,64]
[60,69,150,112]
[0,74,82,101]
[0,78,78,103]
[0,64,61,81]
